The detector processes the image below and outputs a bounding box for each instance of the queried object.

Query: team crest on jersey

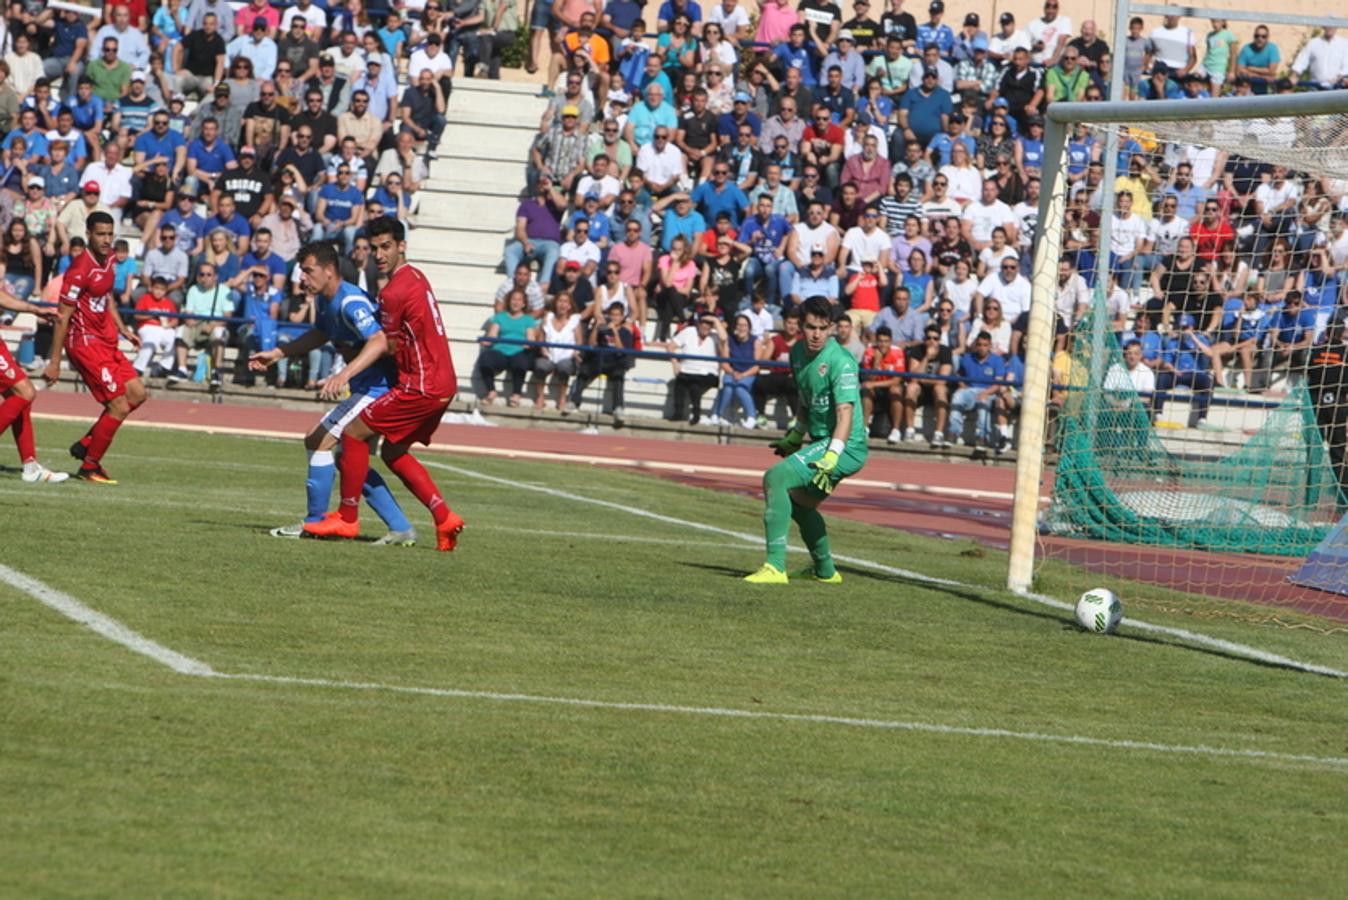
[817,362,828,377]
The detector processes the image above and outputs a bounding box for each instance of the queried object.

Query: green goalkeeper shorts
[784,440,869,500]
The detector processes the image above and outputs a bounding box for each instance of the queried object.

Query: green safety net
[1043,302,1344,557]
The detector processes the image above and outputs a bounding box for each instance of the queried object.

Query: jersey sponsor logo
[816,362,828,377]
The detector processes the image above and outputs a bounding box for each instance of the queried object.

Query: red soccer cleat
[435,511,466,552]
[302,511,360,540]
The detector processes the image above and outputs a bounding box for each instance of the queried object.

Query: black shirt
[678,109,718,151]
[181,30,226,78]
[291,109,338,149]
[998,67,1042,115]
[817,85,856,122]
[274,145,325,185]
[221,165,269,218]
[842,15,880,48]
[1068,36,1109,68]
[799,0,842,45]
[242,101,292,151]
[907,340,954,373]
[880,11,918,44]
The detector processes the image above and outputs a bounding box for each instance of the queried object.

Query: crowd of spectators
[5,0,452,390]
[498,1,1348,449]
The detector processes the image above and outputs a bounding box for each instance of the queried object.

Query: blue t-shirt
[1066,135,1095,176]
[319,183,364,224]
[134,129,186,163]
[926,132,975,167]
[916,22,955,55]
[1237,43,1280,70]
[657,0,702,25]
[321,281,395,393]
[186,137,236,174]
[240,285,283,329]
[567,209,612,244]
[1019,136,1044,171]
[740,214,791,264]
[627,101,678,146]
[855,95,894,129]
[371,186,413,218]
[958,351,1007,386]
[772,43,820,86]
[691,180,749,227]
[717,111,762,142]
[204,212,251,242]
[1304,270,1341,313]
[52,18,88,58]
[45,129,88,163]
[599,0,642,35]
[660,207,706,251]
[489,310,534,356]
[65,96,105,132]
[2,127,48,159]
[160,208,207,249]
[242,250,287,280]
[113,257,139,293]
[375,25,405,57]
[899,87,952,143]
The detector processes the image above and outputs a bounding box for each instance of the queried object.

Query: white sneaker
[269,522,308,539]
[21,464,69,484]
[741,418,757,430]
[931,433,949,448]
[886,428,902,443]
[903,428,916,442]
[703,414,721,426]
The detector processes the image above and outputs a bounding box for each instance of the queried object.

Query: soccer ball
[1075,589,1123,634]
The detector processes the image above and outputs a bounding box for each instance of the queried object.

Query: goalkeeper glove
[771,428,805,457]
[809,448,840,495]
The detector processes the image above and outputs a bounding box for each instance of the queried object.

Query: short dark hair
[800,295,834,324]
[366,216,406,242]
[86,211,115,232]
[874,325,893,339]
[298,240,340,271]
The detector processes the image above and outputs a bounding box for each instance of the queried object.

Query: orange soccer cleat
[435,511,466,552]
[302,511,360,540]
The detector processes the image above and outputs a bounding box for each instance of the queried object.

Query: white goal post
[1006,89,1348,594]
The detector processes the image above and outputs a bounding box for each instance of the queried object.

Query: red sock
[338,434,371,523]
[83,413,123,467]
[13,405,35,463]
[0,394,32,448]
[387,452,450,525]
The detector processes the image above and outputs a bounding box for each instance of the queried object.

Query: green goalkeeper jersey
[791,337,868,449]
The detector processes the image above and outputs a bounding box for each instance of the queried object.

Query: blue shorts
[529,0,553,31]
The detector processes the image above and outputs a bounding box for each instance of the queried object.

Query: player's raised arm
[249,325,329,372]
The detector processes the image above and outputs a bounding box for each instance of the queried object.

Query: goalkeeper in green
[745,296,869,585]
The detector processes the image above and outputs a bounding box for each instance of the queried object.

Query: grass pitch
[2,422,1346,896]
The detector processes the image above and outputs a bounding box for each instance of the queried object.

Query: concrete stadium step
[451,78,547,97]
[445,107,543,131]
[438,124,534,162]
[414,193,519,229]
[425,166,526,198]
[417,262,505,298]
[408,226,507,262]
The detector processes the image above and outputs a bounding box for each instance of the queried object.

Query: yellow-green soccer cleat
[743,563,789,584]
[794,566,843,584]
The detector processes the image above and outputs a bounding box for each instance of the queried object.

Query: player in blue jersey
[249,242,418,545]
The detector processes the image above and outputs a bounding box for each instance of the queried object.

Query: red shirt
[60,250,118,347]
[134,293,178,328]
[1189,218,1234,262]
[803,123,845,150]
[700,226,738,255]
[380,263,457,398]
[861,345,905,381]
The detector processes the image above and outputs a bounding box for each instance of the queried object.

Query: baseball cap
[810,242,825,255]
[1179,314,1196,329]
[279,190,299,206]
[922,66,938,78]
[252,15,268,30]
[214,82,231,95]
[999,11,1015,24]
[426,33,442,44]
[733,90,752,103]
[25,175,42,188]
[82,181,100,193]
[170,91,186,102]
[992,97,1009,108]
[964,13,979,25]
[929,0,943,12]
[972,35,989,52]
[561,104,580,116]
[1028,115,1045,127]
[239,144,257,156]
[319,54,335,65]
[367,57,383,67]
[584,191,600,201]
[564,260,581,271]
[837,28,855,42]
[131,70,147,82]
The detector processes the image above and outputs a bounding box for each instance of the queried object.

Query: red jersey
[861,345,906,381]
[380,264,457,398]
[134,294,177,328]
[1189,218,1234,262]
[60,250,118,347]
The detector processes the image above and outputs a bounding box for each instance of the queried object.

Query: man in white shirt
[1026,1,1071,67]
[1148,15,1196,75]
[1253,165,1303,260]
[988,12,1030,64]
[634,127,686,195]
[961,178,1016,251]
[1137,193,1190,274]
[1054,258,1090,328]
[786,199,840,267]
[574,155,621,211]
[706,0,752,41]
[93,6,150,69]
[1291,27,1348,89]
[1011,177,1039,262]
[1105,339,1157,396]
[558,220,602,284]
[82,141,135,224]
[840,205,891,273]
[666,314,723,424]
[1110,192,1147,290]
[975,258,1032,320]
[280,0,328,35]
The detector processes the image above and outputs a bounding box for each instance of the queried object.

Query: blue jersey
[321,281,395,395]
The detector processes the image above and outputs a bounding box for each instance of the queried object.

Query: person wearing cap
[916,2,953,57]
[160,188,209,257]
[797,0,841,48]
[897,60,951,150]
[351,57,399,125]
[93,6,150,70]
[954,34,999,107]
[305,53,351,116]
[988,12,1030,65]
[541,71,595,133]
[906,42,953,94]
[951,12,986,64]
[821,30,866,94]
[788,242,840,309]
[224,15,279,80]
[841,0,878,48]
[189,81,244,148]
[14,175,56,256]
[54,181,111,255]
[715,88,762,145]
[1139,61,1183,101]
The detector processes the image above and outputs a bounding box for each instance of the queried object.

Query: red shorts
[0,340,24,392]
[360,387,451,446]
[67,340,139,405]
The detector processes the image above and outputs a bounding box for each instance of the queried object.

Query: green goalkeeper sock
[763,460,797,571]
[791,502,835,578]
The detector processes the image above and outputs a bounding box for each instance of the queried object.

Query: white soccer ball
[1075,589,1124,634]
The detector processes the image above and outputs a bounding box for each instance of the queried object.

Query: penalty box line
[3,562,1347,769]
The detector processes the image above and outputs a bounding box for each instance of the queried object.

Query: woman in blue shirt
[712,313,762,426]
[476,288,538,405]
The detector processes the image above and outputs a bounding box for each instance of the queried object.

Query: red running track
[30,390,1348,622]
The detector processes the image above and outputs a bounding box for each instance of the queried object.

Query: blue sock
[305,450,336,523]
[363,468,413,532]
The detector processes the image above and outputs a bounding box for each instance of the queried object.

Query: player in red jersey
[303,218,466,550]
[43,212,148,484]
[0,291,70,483]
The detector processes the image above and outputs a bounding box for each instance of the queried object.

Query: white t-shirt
[843,125,889,159]
[943,276,977,318]
[1027,16,1072,65]
[635,142,686,187]
[976,273,1032,320]
[842,226,890,272]
[979,245,1019,273]
[963,199,1015,244]
[940,164,982,205]
[1105,361,1156,394]
[1011,199,1038,251]
[1110,213,1147,257]
[558,239,602,283]
[792,221,837,266]
[280,5,328,32]
[82,161,134,222]
[408,47,453,78]
[706,4,751,37]
[673,325,721,375]
[1149,25,1195,70]
[542,312,581,362]
[744,306,775,338]
[988,29,1031,59]
[1254,180,1302,215]
[1184,145,1220,187]
[1054,273,1091,325]
[575,174,621,207]
[1147,215,1190,255]
[966,317,1013,355]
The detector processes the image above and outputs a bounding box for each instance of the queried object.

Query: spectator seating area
[479,2,1348,450]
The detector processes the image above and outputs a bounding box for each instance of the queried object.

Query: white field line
[216,672,1348,768]
[0,564,215,676]
[420,460,1348,680]
[31,411,1027,503]
[5,563,1346,768]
